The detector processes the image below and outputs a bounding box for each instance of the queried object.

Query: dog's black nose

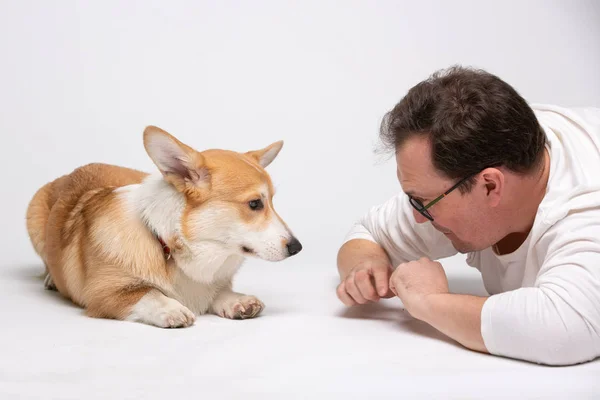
[286,237,302,256]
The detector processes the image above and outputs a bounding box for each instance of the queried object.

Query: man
[336,65,600,366]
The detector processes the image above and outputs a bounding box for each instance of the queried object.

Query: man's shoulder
[533,187,600,254]
[531,103,600,115]
[536,101,600,226]
[531,103,600,129]
[539,185,600,226]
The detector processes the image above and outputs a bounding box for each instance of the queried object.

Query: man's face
[395,136,496,253]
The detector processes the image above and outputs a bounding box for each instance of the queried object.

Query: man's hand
[336,261,395,306]
[389,257,449,319]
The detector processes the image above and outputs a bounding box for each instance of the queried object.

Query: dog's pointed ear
[143,126,210,187]
[246,140,284,168]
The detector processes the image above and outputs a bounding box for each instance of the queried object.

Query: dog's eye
[248,199,264,211]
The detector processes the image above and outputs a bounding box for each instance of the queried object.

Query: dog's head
[143,125,302,261]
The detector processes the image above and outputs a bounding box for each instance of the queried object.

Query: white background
[1,1,600,398]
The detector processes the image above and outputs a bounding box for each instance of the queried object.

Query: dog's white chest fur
[169,251,245,314]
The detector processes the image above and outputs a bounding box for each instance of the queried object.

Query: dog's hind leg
[43,268,57,291]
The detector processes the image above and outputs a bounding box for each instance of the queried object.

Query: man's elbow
[520,329,600,366]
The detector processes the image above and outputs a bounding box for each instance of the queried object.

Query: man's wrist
[409,292,447,322]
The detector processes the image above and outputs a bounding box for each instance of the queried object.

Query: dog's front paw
[155,300,196,328]
[217,295,265,320]
[127,292,196,328]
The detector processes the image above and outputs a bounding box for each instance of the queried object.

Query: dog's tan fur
[26,126,301,327]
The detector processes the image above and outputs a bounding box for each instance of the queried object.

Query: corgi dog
[25,126,302,328]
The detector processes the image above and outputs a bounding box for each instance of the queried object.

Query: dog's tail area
[26,180,57,264]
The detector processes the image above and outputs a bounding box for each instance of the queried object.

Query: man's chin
[453,246,471,254]
[448,237,475,253]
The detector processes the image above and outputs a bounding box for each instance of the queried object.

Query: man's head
[380,66,547,252]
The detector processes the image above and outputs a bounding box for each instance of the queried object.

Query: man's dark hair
[379,65,547,193]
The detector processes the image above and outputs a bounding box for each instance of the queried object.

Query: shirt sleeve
[343,192,458,267]
[481,211,600,365]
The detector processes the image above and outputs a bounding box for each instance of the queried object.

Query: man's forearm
[415,293,489,353]
[336,239,391,279]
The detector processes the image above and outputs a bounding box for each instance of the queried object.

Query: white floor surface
[1,255,598,399]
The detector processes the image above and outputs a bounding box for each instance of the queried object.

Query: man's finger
[345,276,367,304]
[336,283,357,306]
[355,269,378,301]
[372,266,391,297]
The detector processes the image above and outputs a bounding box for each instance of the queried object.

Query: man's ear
[481,168,504,207]
[143,125,210,189]
[245,140,284,168]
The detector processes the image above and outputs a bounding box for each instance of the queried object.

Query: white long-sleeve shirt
[344,104,600,366]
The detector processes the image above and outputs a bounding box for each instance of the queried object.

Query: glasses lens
[409,197,423,210]
[409,197,433,221]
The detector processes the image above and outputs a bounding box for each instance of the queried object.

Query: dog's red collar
[156,235,172,261]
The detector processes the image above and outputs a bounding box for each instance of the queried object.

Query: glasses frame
[408,173,476,222]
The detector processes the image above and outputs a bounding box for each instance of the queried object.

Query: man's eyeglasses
[408,173,476,222]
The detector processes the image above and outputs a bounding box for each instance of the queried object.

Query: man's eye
[248,199,264,210]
